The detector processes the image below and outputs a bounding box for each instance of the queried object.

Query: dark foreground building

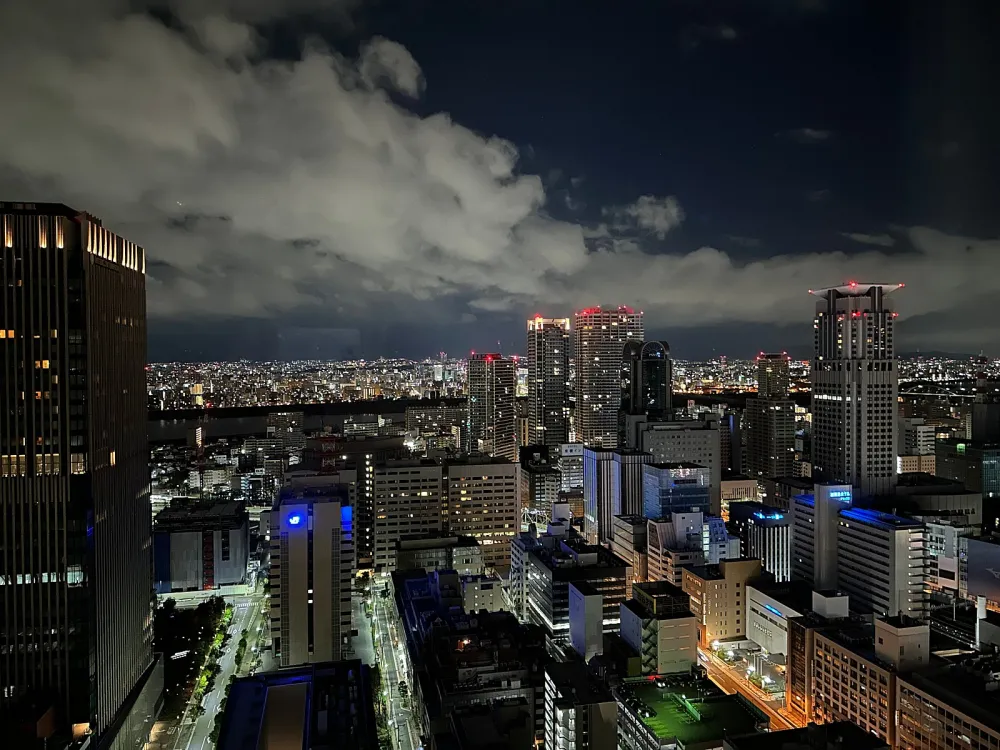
[0,202,160,747]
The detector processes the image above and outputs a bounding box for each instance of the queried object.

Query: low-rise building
[395,534,484,576]
[619,581,697,676]
[647,512,739,587]
[724,721,889,750]
[153,502,249,593]
[728,502,791,583]
[682,558,762,647]
[612,515,649,584]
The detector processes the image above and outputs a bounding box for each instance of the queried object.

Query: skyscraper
[810,282,901,496]
[0,203,160,743]
[744,353,795,479]
[467,353,517,461]
[527,317,571,448]
[619,340,672,447]
[573,306,643,448]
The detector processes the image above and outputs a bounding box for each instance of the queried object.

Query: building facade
[619,341,672,448]
[467,353,517,461]
[527,317,571,448]
[0,203,158,742]
[811,283,900,496]
[573,306,644,448]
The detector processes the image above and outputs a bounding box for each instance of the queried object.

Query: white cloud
[608,195,685,239]
[841,232,896,248]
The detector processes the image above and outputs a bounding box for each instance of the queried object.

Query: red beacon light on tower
[848,280,858,288]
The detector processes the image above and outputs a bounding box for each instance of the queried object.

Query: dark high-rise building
[467,353,517,461]
[526,317,570,448]
[0,203,160,744]
[810,283,901,496]
[744,353,795,479]
[573,306,643,449]
[618,340,672,448]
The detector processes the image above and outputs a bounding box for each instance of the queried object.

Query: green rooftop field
[625,681,762,745]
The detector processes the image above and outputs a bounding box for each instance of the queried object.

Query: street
[698,649,800,731]
[173,594,266,750]
[352,593,376,665]
[373,593,420,750]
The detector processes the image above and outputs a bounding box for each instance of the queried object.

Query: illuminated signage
[288,513,303,527]
[753,511,784,521]
[763,604,783,618]
[828,489,852,502]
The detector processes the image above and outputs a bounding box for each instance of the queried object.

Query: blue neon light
[288,513,303,527]
[828,490,852,502]
[341,505,353,527]
[763,604,783,618]
[753,511,784,521]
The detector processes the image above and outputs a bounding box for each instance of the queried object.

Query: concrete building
[720,474,759,521]
[615,676,766,750]
[897,654,1000,750]
[583,447,616,544]
[790,483,853,589]
[521,450,562,524]
[216,661,379,750]
[569,581,606,663]
[544,663,618,750]
[467,353,517,461]
[573,306,644,448]
[922,518,975,596]
[633,417,722,514]
[522,527,631,640]
[461,575,505,613]
[619,582,697,676]
[897,454,937,474]
[936,439,1000,532]
[619,341,673,449]
[643,462,711,519]
[682,558,763,647]
[270,485,355,667]
[445,456,520,571]
[744,581,811,657]
[611,450,655,528]
[647,512,740,587]
[153,502,249,593]
[405,401,467,433]
[744,353,795,480]
[899,416,936,456]
[723,722,889,750]
[558,443,585,492]
[395,534,484,576]
[373,460,446,574]
[893,471,982,526]
[810,283,900,497]
[728,502,791,582]
[527,317,571,448]
[612,515,648,583]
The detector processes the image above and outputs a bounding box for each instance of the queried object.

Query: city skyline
[1,1,999,362]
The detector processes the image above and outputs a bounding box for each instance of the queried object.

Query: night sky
[2,0,999,361]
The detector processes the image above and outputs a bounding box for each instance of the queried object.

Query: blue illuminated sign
[288,513,303,527]
[828,489,852,502]
[763,604,783,618]
[341,505,353,528]
[753,511,784,521]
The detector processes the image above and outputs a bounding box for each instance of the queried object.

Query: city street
[352,593,376,665]
[173,595,264,750]
[698,649,799,731]
[374,594,420,750]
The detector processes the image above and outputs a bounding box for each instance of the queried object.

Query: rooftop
[901,656,1000,734]
[217,660,378,750]
[154,501,246,530]
[839,506,923,529]
[621,598,693,622]
[618,677,764,744]
[725,721,889,750]
[808,282,904,298]
[648,462,706,470]
[546,662,614,706]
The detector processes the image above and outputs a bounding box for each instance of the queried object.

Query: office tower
[527,317,571,448]
[898,417,935,456]
[681,558,762,646]
[643,463,711,518]
[573,306,644,448]
[790,483,852,588]
[217,661,380,750]
[467,353,517,461]
[728,502,791,582]
[543,663,617,750]
[520,450,562,525]
[372,461,445,574]
[444,456,520,571]
[271,485,355,667]
[611,516,648,583]
[558,443,584,492]
[266,410,306,452]
[610,449,653,531]
[619,340,672,448]
[583,447,616,543]
[744,354,795,479]
[302,435,406,570]
[634,416,722,513]
[811,282,901,496]
[619,581,697,676]
[646,512,740,586]
[0,203,160,744]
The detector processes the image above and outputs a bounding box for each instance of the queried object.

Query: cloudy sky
[1,0,999,361]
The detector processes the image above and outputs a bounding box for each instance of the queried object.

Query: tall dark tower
[526,317,570,447]
[618,340,672,448]
[0,203,158,745]
[744,353,795,479]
